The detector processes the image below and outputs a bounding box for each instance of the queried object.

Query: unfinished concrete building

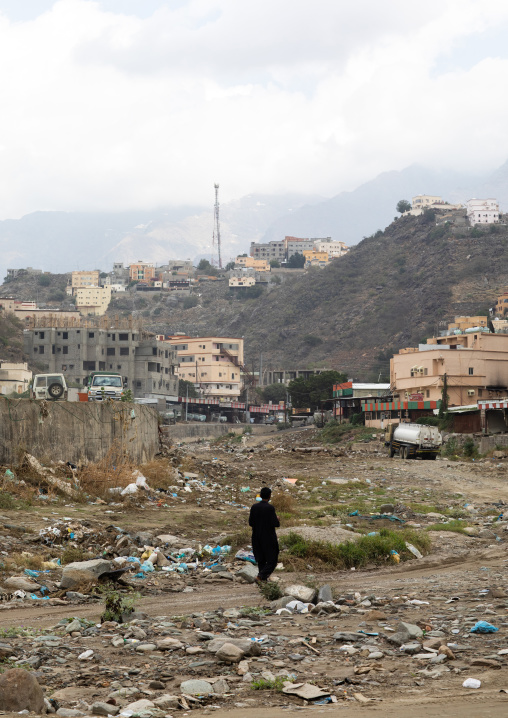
[23,327,179,399]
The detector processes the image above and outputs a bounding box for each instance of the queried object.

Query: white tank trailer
[384,422,442,460]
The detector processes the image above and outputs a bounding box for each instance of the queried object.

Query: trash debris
[470,621,499,633]
[462,678,481,689]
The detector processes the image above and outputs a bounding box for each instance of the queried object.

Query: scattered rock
[0,668,45,713]
[216,642,245,662]
[180,679,213,695]
[285,584,316,603]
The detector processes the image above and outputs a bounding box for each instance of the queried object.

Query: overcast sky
[1,0,508,219]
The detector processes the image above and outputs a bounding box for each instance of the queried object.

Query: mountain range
[3,160,508,280]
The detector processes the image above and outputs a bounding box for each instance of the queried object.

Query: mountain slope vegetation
[150,214,508,379]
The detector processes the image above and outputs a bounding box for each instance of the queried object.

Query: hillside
[3,214,508,379]
[136,214,508,379]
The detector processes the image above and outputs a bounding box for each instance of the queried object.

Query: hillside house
[391,332,508,407]
[0,361,32,395]
[167,335,244,401]
[466,198,499,225]
[229,276,256,288]
[235,256,270,271]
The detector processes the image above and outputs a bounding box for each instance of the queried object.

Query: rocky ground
[0,428,507,717]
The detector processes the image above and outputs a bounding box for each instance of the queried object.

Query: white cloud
[0,0,508,218]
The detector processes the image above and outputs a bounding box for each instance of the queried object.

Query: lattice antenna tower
[212,183,222,269]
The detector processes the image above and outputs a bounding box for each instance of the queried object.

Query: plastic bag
[470,621,498,633]
[139,561,155,573]
[121,483,138,496]
[235,549,256,564]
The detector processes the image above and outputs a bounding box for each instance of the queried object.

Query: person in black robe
[249,486,280,582]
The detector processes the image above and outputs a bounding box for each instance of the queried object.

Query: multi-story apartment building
[249,240,286,262]
[168,335,244,401]
[75,286,112,317]
[23,327,178,399]
[285,237,316,258]
[391,331,508,406]
[71,270,100,289]
[0,361,32,395]
[466,198,499,225]
[129,262,155,283]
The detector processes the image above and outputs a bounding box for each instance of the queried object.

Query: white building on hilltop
[466,198,500,225]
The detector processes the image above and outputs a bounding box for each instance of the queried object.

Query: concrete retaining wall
[0,398,158,465]
[479,434,508,454]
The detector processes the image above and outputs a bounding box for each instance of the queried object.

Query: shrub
[427,519,468,534]
[463,437,477,457]
[257,581,283,601]
[100,586,140,623]
[61,547,94,565]
[252,676,292,691]
[37,275,51,286]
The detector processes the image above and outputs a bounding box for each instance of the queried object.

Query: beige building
[71,270,100,289]
[313,240,349,257]
[229,276,256,288]
[409,195,463,217]
[391,332,508,406]
[235,256,270,271]
[303,250,329,265]
[168,335,244,400]
[75,286,112,316]
[0,361,32,395]
[447,316,488,332]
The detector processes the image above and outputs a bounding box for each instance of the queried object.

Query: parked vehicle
[31,373,68,401]
[385,422,442,460]
[85,371,126,401]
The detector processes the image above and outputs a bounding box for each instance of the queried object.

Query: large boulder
[207,636,262,657]
[3,576,41,592]
[215,642,245,662]
[0,668,45,713]
[180,679,213,695]
[285,584,316,603]
[60,559,112,589]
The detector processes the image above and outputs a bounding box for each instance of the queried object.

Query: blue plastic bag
[470,621,498,633]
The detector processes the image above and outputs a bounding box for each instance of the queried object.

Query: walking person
[249,486,280,582]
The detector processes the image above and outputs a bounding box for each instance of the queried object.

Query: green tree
[288,370,347,410]
[178,379,198,398]
[197,259,212,271]
[182,295,199,309]
[287,252,305,268]
[37,274,51,287]
[269,259,280,268]
[225,261,235,271]
[262,383,288,404]
[396,199,411,214]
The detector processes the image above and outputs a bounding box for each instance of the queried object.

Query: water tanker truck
[385,422,442,460]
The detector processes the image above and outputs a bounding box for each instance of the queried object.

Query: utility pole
[185,383,188,422]
[259,352,263,387]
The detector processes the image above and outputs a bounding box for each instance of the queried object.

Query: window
[119,347,129,356]
[136,381,142,388]
[89,332,94,338]
[119,333,128,341]
[83,361,96,371]
[63,332,68,339]
[63,346,68,354]
[117,365,122,370]
[107,348,115,356]
[426,390,430,398]
[39,332,45,339]
[468,367,474,375]
[478,388,483,397]
[152,348,157,356]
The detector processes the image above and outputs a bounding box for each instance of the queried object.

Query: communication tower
[212,183,222,269]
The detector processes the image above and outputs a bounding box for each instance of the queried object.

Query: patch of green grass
[426,519,468,534]
[252,676,293,691]
[410,503,468,518]
[279,528,430,570]
[240,607,270,616]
